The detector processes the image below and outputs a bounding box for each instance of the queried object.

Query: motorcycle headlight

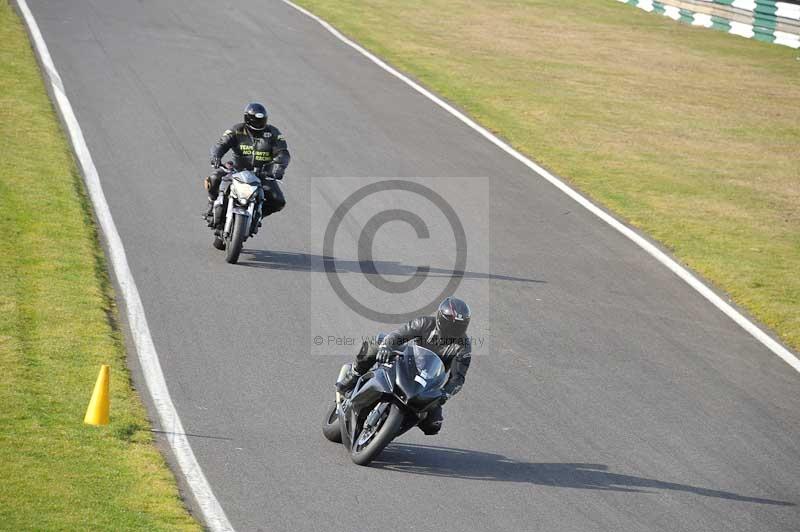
[231,181,258,204]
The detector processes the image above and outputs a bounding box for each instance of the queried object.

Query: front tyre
[350,402,404,466]
[322,402,342,443]
[224,214,247,264]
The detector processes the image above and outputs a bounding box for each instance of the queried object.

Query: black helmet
[244,102,268,132]
[435,297,471,340]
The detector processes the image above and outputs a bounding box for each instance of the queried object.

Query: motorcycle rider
[337,297,472,435]
[204,102,290,227]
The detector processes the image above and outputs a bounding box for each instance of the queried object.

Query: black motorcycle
[322,342,448,466]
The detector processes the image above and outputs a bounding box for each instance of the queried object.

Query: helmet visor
[246,112,267,131]
[437,316,469,340]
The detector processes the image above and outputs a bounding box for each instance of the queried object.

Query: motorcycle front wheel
[322,401,342,443]
[224,214,247,264]
[350,402,404,466]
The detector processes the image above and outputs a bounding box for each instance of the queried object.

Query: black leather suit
[206,122,290,217]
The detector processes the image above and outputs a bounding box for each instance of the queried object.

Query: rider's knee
[263,187,286,214]
[420,419,442,435]
[263,198,285,216]
[205,173,223,198]
[419,406,443,435]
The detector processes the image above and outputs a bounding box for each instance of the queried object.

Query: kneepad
[419,419,442,435]
[262,187,286,215]
[206,172,224,197]
[270,196,286,212]
[419,408,443,435]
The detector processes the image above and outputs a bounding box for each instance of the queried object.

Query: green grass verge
[295,0,800,351]
[0,4,200,530]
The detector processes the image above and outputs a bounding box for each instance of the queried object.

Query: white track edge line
[281,0,800,374]
[15,1,235,530]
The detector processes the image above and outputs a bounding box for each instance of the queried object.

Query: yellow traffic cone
[84,365,110,426]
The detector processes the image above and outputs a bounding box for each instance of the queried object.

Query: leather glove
[376,344,393,364]
[270,164,285,180]
[210,155,221,168]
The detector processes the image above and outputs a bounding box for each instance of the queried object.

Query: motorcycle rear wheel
[322,401,342,443]
[350,402,404,466]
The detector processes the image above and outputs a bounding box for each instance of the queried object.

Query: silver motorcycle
[211,168,267,264]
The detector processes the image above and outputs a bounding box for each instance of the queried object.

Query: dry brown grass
[298,0,800,349]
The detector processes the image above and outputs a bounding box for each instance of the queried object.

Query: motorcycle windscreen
[395,343,447,406]
[232,170,260,184]
[410,344,446,389]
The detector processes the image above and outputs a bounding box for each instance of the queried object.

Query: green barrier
[618,0,800,48]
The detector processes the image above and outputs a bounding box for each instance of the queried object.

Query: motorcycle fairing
[350,365,395,413]
[339,365,395,450]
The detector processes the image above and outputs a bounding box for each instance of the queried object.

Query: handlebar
[215,161,285,182]
[213,160,234,170]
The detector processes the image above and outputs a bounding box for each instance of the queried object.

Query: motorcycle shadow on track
[239,249,546,284]
[372,444,794,507]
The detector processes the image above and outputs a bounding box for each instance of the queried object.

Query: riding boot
[212,200,224,230]
[204,199,214,226]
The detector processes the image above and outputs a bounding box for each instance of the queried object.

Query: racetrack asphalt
[26,1,800,530]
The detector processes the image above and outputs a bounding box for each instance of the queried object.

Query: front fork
[221,201,255,239]
[222,197,235,237]
[251,202,262,236]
